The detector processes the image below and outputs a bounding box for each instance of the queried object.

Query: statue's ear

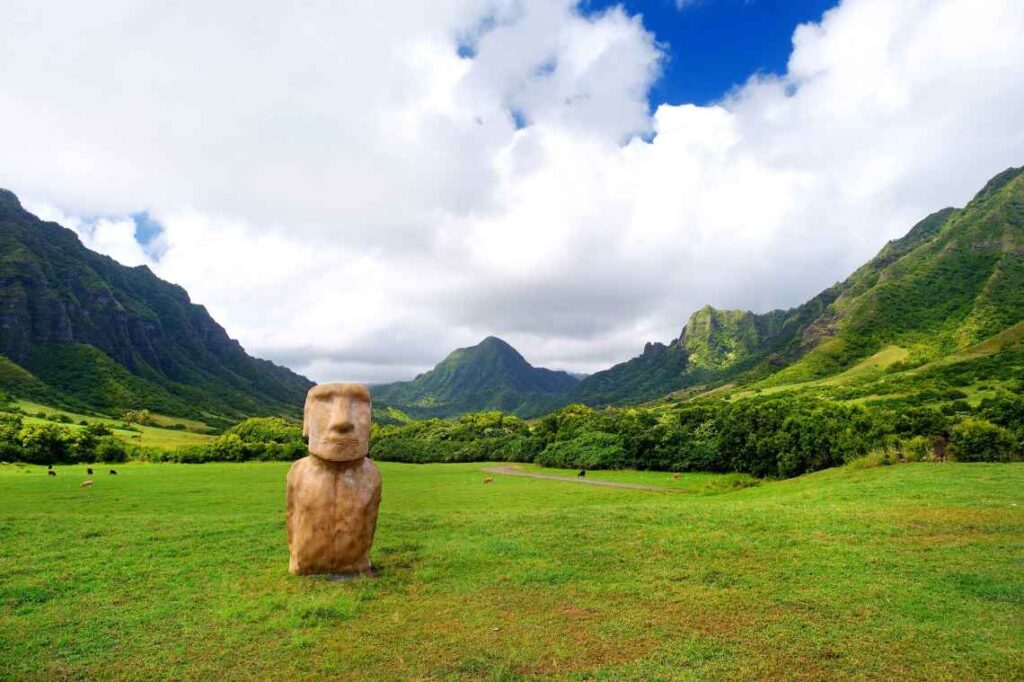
[302,401,310,439]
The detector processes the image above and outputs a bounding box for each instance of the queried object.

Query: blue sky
[586,0,839,104]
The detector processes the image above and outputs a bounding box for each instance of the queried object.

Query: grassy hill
[1,460,1020,679]
[0,189,312,421]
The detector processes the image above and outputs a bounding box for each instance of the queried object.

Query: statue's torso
[286,456,381,575]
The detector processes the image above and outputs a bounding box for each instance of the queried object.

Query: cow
[109,469,118,475]
[47,470,56,477]
[81,480,94,488]
[577,470,586,478]
[483,476,494,484]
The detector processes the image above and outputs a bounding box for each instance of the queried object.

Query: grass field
[501,465,760,493]
[11,400,216,450]
[1,461,1022,681]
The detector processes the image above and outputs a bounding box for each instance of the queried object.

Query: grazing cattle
[673,473,681,480]
[81,480,94,488]
[87,467,93,475]
[47,470,56,477]
[577,470,586,478]
[109,469,118,475]
[47,464,53,470]
[483,477,494,484]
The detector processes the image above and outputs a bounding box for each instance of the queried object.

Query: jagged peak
[972,165,1024,202]
[0,188,24,213]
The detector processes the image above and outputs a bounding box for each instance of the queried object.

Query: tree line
[3,391,1021,478]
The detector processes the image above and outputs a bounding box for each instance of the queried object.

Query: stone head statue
[287,382,381,576]
[303,382,371,462]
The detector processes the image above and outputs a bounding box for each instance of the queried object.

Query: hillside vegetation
[571,166,1024,406]
[0,189,312,421]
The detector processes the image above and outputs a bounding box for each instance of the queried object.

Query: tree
[122,409,152,425]
[950,418,1017,462]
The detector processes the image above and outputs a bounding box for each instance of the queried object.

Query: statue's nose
[328,403,355,433]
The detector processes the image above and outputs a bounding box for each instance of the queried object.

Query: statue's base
[301,567,378,581]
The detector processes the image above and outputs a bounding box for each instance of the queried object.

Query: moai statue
[286,383,381,576]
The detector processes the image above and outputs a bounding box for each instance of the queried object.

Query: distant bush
[83,422,113,438]
[18,424,76,464]
[950,418,1017,462]
[371,411,536,464]
[535,432,627,469]
[226,416,302,444]
[122,409,154,426]
[978,392,1024,430]
[94,437,132,463]
[0,414,23,461]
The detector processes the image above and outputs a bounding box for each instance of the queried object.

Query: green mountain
[373,336,579,419]
[764,167,1024,383]
[572,166,1024,405]
[0,189,312,421]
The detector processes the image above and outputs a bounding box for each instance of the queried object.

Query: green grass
[507,464,760,493]
[11,400,216,450]
[1,461,1022,680]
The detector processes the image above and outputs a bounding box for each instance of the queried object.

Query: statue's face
[303,383,371,462]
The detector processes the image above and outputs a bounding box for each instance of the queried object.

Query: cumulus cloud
[4,0,1024,382]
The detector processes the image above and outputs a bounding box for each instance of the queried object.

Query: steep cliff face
[680,306,759,370]
[0,189,312,418]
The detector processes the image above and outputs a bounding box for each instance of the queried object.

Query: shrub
[94,437,131,463]
[0,413,23,461]
[84,422,113,437]
[226,416,303,444]
[950,418,1017,462]
[122,409,154,426]
[18,424,75,464]
[900,435,933,462]
[534,432,627,470]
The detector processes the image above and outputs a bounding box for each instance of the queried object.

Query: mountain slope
[570,284,842,405]
[373,336,579,418]
[572,166,1024,405]
[767,165,1024,385]
[0,189,312,419]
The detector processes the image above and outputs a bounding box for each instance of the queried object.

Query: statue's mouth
[323,437,359,445]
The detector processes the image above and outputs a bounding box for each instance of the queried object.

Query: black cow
[87,467,93,475]
[109,469,118,475]
[577,470,586,478]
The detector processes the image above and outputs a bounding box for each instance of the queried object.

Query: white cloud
[3,0,1024,382]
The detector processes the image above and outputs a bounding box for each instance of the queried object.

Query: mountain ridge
[373,335,579,419]
[0,191,313,420]
[569,166,1024,406]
